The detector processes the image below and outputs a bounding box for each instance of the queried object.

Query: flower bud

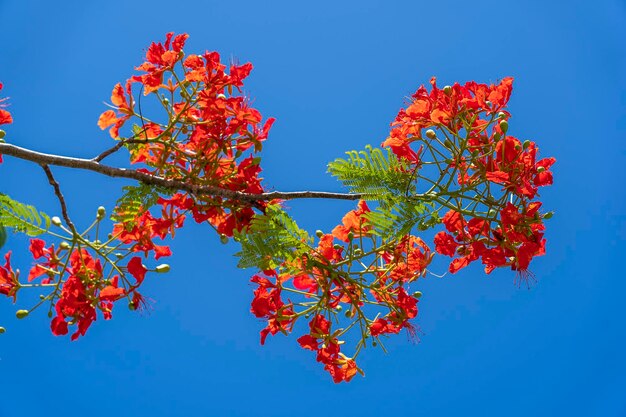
[347,231,354,241]
[0,130,6,139]
[155,264,170,273]
[51,216,62,227]
[315,230,324,238]
[499,120,509,134]
[59,241,71,250]
[537,166,546,173]
[523,140,531,150]
[220,234,229,244]
[162,97,170,105]
[485,100,492,107]
[425,129,437,140]
[442,85,452,95]
[15,309,29,319]
[47,311,53,318]
[0,326,5,334]
[335,305,343,311]
[217,93,226,99]
[497,112,507,119]
[97,206,106,219]
[543,211,554,219]
[333,244,343,250]
[128,301,136,311]
[412,291,423,298]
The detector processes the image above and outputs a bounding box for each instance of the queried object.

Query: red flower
[0,252,18,301]
[0,83,13,125]
[332,200,371,242]
[127,256,147,284]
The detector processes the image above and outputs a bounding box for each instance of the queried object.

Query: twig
[40,164,76,233]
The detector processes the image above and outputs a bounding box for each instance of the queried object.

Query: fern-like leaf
[111,183,174,225]
[234,205,312,270]
[0,193,51,236]
[328,145,415,208]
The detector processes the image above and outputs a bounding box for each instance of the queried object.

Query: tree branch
[40,164,76,233]
[0,143,361,202]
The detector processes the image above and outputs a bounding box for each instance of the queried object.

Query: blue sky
[0,0,624,416]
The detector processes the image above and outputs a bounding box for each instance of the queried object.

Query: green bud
[15,309,29,319]
[333,244,343,250]
[443,139,454,150]
[162,97,170,105]
[217,93,226,99]
[485,100,492,107]
[0,130,5,139]
[442,85,452,95]
[543,211,554,219]
[220,234,229,244]
[47,311,53,318]
[155,264,170,273]
[315,230,324,238]
[499,120,509,134]
[335,305,343,311]
[425,129,437,139]
[412,291,423,298]
[347,231,354,241]
[537,166,546,173]
[51,216,62,227]
[39,294,45,300]
[97,206,106,218]
[128,301,136,311]
[372,341,378,347]
[115,253,124,259]
[523,140,531,150]
[497,112,507,119]
[353,248,362,255]
[59,241,71,250]
[0,326,5,334]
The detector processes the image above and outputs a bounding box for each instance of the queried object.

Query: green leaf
[364,198,439,239]
[328,145,415,208]
[0,193,51,236]
[111,183,174,225]
[234,205,311,270]
[0,225,6,249]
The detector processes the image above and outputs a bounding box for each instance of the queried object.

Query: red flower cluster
[22,238,152,340]
[383,77,513,161]
[435,202,547,285]
[297,315,361,383]
[383,77,554,280]
[250,271,295,345]
[250,201,432,382]
[98,32,276,237]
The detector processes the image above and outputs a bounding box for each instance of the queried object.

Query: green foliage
[234,205,312,270]
[328,145,415,208]
[0,193,51,236]
[111,183,174,225]
[0,225,6,249]
[364,198,437,239]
